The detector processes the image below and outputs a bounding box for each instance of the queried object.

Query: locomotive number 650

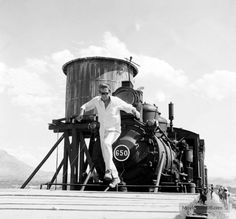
[114,145,130,162]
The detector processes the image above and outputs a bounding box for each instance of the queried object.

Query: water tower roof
[62,56,138,77]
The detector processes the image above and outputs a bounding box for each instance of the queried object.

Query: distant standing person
[210,184,214,199]
[222,187,230,208]
[76,83,140,188]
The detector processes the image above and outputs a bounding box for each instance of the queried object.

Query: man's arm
[117,97,140,119]
[76,107,86,122]
[76,97,97,122]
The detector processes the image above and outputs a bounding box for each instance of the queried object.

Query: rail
[39,182,190,193]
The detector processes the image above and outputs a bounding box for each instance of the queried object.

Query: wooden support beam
[21,134,65,189]
[46,119,100,190]
[62,131,70,190]
[78,132,85,184]
[48,158,64,189]
[49,122,98,132]
[70,128,79,190]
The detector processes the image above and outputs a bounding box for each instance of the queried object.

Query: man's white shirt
[81,96,136,132]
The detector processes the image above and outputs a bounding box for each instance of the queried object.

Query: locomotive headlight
[114,145,130,162]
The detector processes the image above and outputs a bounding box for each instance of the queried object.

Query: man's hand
[132,109,140,119]
[76,115,83,122]
[76,108,85,122]
[135,111,140,119]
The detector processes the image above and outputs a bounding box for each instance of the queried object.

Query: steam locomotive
[91,80,207,193]
[25,57,207,193]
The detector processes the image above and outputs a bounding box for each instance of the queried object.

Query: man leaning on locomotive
[76,83,140,188]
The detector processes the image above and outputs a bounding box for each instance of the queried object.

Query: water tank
[62,57,138,119]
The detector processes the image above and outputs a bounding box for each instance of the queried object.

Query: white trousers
[99,129,120,178]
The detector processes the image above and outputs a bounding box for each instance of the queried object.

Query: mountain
[1,149,235,190]
[0,149,55,188]
[208,176,236,188]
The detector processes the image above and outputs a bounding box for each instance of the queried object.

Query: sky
[0,0,236,180]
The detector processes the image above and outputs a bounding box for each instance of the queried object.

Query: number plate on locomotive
[114,145,130,162]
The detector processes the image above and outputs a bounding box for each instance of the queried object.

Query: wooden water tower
[21,57,138,190]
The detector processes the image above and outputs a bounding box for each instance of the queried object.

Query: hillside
[0,149,55,188]
[208,176,236,188]
[1,149,235,190]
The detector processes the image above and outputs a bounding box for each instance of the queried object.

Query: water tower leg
[48,159,64,189]
[62,131,69,190]
[70,128,79,190]
[21,134,65,189]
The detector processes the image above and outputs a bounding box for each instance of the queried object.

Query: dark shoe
[109,177,120,188]
[119,181,128,192]
[104,169,112,181]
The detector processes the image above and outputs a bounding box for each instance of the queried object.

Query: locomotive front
[110,83,183,191]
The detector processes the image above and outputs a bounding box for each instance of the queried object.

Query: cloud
[8,68,50,97]
[133,56,189,103]
[0,50,74,121]
[0,62,9,92]
[77,32,189,103]
[135,23,141,31]
[25,58,48,74]
[78,31,236,103]
[79,32,130,58]
[191,70,236,100]
[51,49,75,66]
[2,31,236,123]
[136,56,188,87]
